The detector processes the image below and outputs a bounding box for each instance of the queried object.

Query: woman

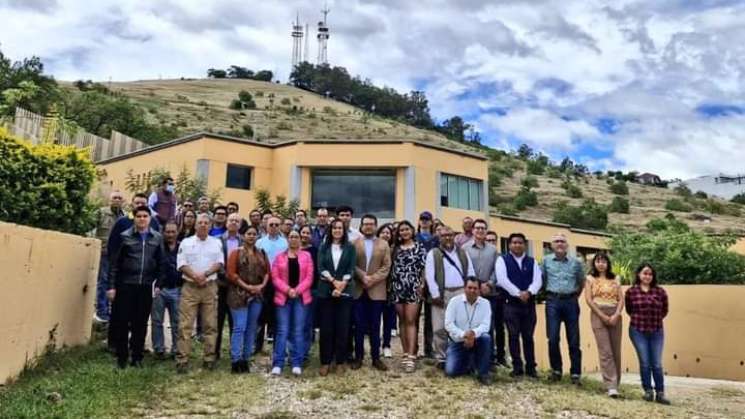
[178,209,197,241]
[299,224,319,362]
[316,219,357,376]
[226,225,270,373]
[584,253,624,398]
[416,214,439,252]
[625,263,670,405]
[390,220,427,373]
[271,230,314,376]
[377,223,397,358]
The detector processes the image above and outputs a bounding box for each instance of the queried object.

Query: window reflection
[311,169,396,218]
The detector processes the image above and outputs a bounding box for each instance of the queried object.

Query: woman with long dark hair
[178,209,197,241]
[625,263,670,405]
[389,220,427,372]
[584,253,624,397]
[316,219,357,376]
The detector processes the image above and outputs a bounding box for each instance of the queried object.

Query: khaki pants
[431,288,464,361]
[591,305,622,390]
[177,281,218,364]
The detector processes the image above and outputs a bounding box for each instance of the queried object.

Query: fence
[0,221,100,383]
[9,107,148,162]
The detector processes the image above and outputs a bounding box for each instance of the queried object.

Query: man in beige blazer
[350,214,392,371]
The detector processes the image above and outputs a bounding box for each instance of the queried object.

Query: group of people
[92,178,670,404]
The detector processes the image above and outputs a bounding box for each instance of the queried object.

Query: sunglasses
[269,223,280,227]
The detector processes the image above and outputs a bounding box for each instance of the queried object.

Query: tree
[731,193,745,205]
[253,187,300,219]
[610,217,745,284]
[207,68,227,78]
[0,50,61,117]
[227,65,254,79]
[552,199,608,230]
[253,70,273,82]
[517,143,534,160]
[608,196,630,214]
[439,116,469,142]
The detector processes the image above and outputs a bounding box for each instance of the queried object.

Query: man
[416,211,439,359]
[176,213,224,373]
[197,196,212,218]
[209,206,228,237]
[485,231,498,247]
[216,213,243,359]
[260,211,273,237]
[255,216,289,351]
[294,209,308,230]
[444,277,493,385]
[463,219,506,367]
[454,217,475,248]
[311,207,330,248]
[351,214,392,371]
[107,206,166,368]
[542,233,586,384]
[425,226,475,367]
[148,177,178,226]
[92,190,124,323]
[337,205,361,242]
[227,201,250,234]
[280,217,295,236]
[496,233,543,378]
[151,221,182,360]
[177,200,195,226]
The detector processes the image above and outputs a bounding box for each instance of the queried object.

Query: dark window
[311,169,396,218]
[440,173,483,211]
[226,164,251,190]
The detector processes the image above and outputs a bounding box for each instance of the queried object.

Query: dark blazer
[108,227,166,290]
[316,241,357,299]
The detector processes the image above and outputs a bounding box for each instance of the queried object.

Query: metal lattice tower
[316,4,330,65]
[291,12,304,72]
[304,23,310,62]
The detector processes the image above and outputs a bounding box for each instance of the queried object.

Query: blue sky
[1,0,745,179]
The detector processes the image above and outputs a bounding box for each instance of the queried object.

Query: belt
[546,291,578,300]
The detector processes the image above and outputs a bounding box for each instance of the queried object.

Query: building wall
[0,222,100,383]
[533,285,745,381]
[489,215,610,257]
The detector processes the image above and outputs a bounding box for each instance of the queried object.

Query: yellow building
[98,132,610,256]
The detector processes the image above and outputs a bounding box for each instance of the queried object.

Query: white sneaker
[292,367,302,376]
[383,347,392,358]
[271,367,281,376]
[391,329,397,337]
[93,314,109,324]
[608,389,619,398]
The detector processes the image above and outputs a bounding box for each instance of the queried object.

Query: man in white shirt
[336,205,361,242]
[175,213,224,373]
[425,226,475,366]
[445,277,493,385]
[495,233,543,378]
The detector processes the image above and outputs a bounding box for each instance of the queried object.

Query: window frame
[225,163,253,190]
[440,173,484,211]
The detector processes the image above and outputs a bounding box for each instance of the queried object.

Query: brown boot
[319,365,330,377]
[372,359,388,371]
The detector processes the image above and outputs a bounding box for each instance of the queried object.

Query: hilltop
[62,78,744,234]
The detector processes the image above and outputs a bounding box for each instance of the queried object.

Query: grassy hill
[69,78,745,234]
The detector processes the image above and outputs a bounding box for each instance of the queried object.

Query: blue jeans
[546,297,582,376]
[303,298,318,360]
[353,293,385,361]
[274,298,308,368]
[95,254,110,319]
[445,335,493,378]
[629,327,665,393]
[151,287,181,354]
[230,300,263,363]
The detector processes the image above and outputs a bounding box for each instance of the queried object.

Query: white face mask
[166,184,175,193]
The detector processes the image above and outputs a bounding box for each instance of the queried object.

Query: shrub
[609,181,629,195]
[608,196,630,214]
[693,191,708,199]
[242,124,254,138]
[674,184,692,198]
[525,159,546,175]
[520,176,539,190]
[565,184,583,198]
[552,199,608,230]
[280,98,291,106]
[0,128,97,235]
[665,198,692,212]
[497,203,518,216]
[731,193,745,205]
[546,167,562,179]
[254,91,264,97]
[276,121,292,130]
[514,189,538,210]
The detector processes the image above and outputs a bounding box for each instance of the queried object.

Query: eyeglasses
[183,203,193,207]
[486,239,497,243]
[269,223,279,227]
[215,212,227,216]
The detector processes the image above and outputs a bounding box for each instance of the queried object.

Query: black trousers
[111,284,153,365]
[486,294,507,362]
[423,302,433,356]
[504,299,537,374]
[318,297,353,365]
[215,284,233,359]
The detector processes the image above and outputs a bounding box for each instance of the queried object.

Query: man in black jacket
[107,206,167,369]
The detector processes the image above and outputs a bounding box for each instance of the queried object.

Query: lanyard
[463,300,477,329]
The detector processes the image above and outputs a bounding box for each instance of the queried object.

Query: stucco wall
[532,285,745,381]
[0,222,100,383]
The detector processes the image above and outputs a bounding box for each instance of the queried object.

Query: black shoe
[350,360,363,370]
[116,359,127,369]
[176,363,189,374]
[549,372,562,382]
[241,360,250,373]
[509,370,524,379]
[436,361,446,370]
[130,360,143,368]
[655,392,671,405]
[231,362,240,374]
[571,375,581,386]
[525,370,539,379]
[154,352,166,361]
[478,375,493,386]
[643,390,654,402]
[202,361,216,371]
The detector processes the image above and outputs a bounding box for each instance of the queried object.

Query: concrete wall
[0,222,100,383]
[532,285,745,381]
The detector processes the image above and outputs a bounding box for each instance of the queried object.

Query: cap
[419,211,433,220]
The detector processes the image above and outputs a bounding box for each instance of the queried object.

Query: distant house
[636,172,662,185]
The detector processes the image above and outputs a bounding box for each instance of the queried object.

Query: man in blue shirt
[209,206,228,237]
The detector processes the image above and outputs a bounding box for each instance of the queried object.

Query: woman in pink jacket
[271,230,314,376]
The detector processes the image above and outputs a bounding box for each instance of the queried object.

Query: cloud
[0,0,57,13]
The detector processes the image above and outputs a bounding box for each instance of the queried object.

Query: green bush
[701,199,741,216]
[610,217,745,284]
[693,191,708,199]
[497,203,518,216]
[609,180,629,195]
[565,184,583,198]
[608,196,630,214]
[242,124,254,138]
[520,176,539,190]
[552,199,608,230]
[280,97,292,106]
[0,129,97,235]
[664,198,692,212]
[525,159,546,175]
[731,193,745,205]
[674,184,692,198]
[514,189,538,210]
[546,166,562,179]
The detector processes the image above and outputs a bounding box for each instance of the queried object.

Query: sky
[1,0,745,180]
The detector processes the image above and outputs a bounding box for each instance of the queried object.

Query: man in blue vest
[495,233,543,378]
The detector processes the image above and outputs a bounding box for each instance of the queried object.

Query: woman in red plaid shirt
[625,263,670,405]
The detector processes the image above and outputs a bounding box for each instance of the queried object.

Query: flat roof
[490,213,614,238]
[97,131,488,164]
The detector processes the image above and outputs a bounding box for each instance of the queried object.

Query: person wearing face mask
[92,190,125,323]
[149,177,178,226]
